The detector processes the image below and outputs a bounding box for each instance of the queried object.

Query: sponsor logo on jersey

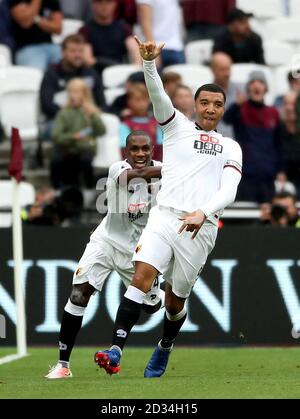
[128,203,148,222]
[128,203,147,214]
[194,134,224,156]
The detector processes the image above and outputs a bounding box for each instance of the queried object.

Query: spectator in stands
[120,84,163,161]
[213,8,265,65]
[79,0,141,74]
[136,0,185,68]
[274,71,300,110]
[9,0,63,71]
[0,0,15,49]
[172,85,195,120]
[162,72,182,99]
[108,71,145,118]
[211,52,245,138]
[115,0,137,26]
[23,186,84,226]
[22,186,55,223]
[224,71,284,204]
[59,0,92,21]
[40,34,106,139]
[275,172,297,196]
[182,0,236,42]
[51,78,106,190]
[281,91,300,196]
[272,192,300,227]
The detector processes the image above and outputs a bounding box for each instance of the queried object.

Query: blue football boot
[144,341,173,378]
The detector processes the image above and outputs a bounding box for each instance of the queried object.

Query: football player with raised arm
[95,38,243,378]
[45,130,164,379]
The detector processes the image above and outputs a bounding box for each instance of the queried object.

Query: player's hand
[134,36,165,61]
[178,210,207,240]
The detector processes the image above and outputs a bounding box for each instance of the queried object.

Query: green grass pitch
[1,347,300,399]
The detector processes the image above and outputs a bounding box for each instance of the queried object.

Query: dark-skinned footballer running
[45,130,165,379]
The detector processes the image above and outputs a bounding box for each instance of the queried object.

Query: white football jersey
[157,110,243,224]
[92,160,161,254]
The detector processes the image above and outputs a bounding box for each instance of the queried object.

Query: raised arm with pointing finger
[134,37,174,125]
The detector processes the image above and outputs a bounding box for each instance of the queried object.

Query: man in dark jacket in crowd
[224,71,284,203]
[213,8,265,64]
[40,34,106,139]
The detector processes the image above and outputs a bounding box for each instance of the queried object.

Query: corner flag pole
[8,127,27,357]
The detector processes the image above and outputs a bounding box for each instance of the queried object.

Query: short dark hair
[62,34,85,50]
[126,130,152,148]
[273,191,297,203]
[194,84,226,104]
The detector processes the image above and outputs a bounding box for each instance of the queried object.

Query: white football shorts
[72,237,161,306]
[132,206,218,298]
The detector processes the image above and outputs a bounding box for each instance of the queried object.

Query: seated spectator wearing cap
[79,0,141,74]
[0,0,15,50]
[108,71,145,118]
[224,71,284,204]
[210,52,245,138]
[50,78,106,190]
[182,0,236,42]
[40,34,106,139]
[213,8,265,64]
[120,84,163,161]
[9,0,62,71]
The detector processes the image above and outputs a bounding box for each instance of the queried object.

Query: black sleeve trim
[159,112,176,126]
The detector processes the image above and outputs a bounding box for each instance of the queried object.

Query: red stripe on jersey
[224,165,242,175]
[159,112,176,126]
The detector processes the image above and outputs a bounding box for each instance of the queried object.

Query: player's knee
[132,274,153,293]
[70,284,92,307]
[165,297,185,316]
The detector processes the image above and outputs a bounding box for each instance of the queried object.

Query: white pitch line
[0,353,29,366]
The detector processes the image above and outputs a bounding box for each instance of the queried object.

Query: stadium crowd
[0,0,300,227]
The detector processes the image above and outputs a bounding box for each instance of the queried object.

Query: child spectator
[108,71,145,118]
[162,72,182,99]
[120,84,163,161]
[51,78,106,190]
[172,85,195,120]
